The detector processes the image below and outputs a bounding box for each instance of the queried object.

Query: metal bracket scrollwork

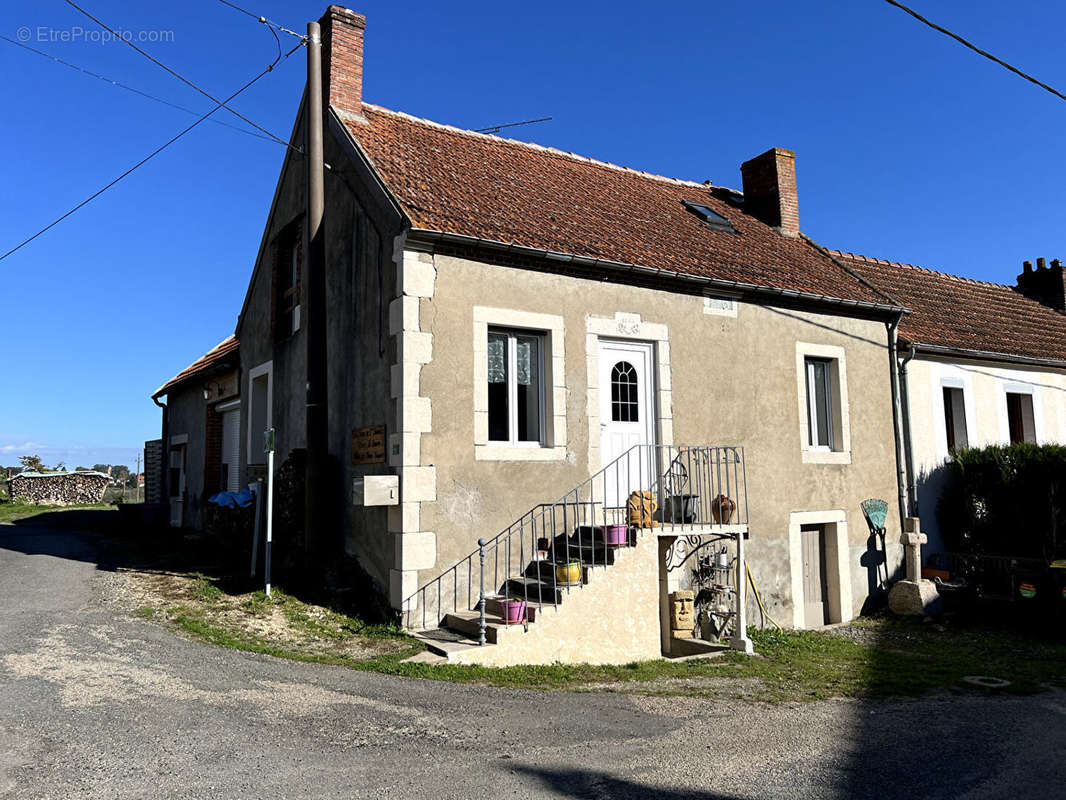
[665,533,732,572]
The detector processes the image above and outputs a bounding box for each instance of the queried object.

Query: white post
[264,430,275,598]
[730,532,754,654]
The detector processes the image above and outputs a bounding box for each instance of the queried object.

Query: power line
[885,0,1066,104]
[475,117,552,134]
[0,34,279,144]
[0,40,302,264]
[216,0,307,41]
[64,1,301,151]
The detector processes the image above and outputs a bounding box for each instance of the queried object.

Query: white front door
[599,339,656,507]
[221,408,241,492]
[168,445,186,527]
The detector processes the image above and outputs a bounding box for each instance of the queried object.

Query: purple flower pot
[603,524,629,546]
[501,599,527,624]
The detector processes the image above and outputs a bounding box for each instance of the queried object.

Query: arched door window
[610,361,639,422]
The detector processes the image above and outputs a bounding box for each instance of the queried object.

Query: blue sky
[1,0,1063,469]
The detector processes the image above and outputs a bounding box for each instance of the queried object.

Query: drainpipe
[898,343,917,516]
[886,315,908,533]
[153,395,168,507]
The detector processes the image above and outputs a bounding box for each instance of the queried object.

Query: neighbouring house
[151,336,241,529]
[7,471,109,505]
[155,5,910,664]
[840,252,1066,554]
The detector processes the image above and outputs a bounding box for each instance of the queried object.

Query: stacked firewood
[8,472,109,505]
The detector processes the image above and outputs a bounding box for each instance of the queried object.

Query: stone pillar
[888,518,941,616]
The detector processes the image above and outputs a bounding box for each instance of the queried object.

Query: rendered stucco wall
[165,385,207,529]
[450,530,661,666]
[906,356,1066,552]
[410,252,904,627]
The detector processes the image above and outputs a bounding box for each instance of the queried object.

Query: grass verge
[0,502,115,524]
[127,565,1066,702]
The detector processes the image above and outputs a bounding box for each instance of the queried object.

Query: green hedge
[938,443,1066,559]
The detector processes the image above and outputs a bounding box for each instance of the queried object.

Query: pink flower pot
[501,599,526,624]
[603,524,629,546]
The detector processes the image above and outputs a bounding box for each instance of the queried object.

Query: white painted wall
[906,355,1066,552]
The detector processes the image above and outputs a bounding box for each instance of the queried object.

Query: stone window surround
[472,306,567,462]
[795,341,851,465]
[246,360,273,465]
[787,509,853,629]
[929,364,977,463]
[586,312,674,475]
[998,379,1043,445]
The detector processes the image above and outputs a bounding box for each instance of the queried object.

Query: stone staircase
[411,523,658,666]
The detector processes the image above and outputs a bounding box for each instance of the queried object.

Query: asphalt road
[1,523,1064,799]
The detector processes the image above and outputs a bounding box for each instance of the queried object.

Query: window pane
[488,332,509,441]
[1007,393,1024,444]
[611,361,639,422]
[516,335,541,442]
[806,358,832,448]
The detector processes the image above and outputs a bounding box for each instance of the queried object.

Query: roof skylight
[682,200,734,233]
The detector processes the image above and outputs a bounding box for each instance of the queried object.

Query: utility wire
[216,0,307,41]
[0,40,302,264]
[885,0,1066,104]
[64,0,300,151]
[0,34,279,144]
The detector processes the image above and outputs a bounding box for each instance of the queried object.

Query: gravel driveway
[2,523,1064,799]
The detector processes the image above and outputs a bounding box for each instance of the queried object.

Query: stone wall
[8,472,109,505]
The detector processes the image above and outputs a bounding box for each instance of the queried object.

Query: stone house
[841,252,1066,555]
[152,5,910,664]
[151,336,241,529]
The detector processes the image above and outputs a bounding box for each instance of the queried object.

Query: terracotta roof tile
[835,251,1066,364]
[345,104,896,307]
[153,336,238,398]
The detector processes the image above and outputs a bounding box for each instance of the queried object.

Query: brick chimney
[1016,257,1066,312]
[740,148,799,237]
[319,6,366,119]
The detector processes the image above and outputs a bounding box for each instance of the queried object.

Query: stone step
[523,561,589,586]
[443,610,530,644]
[505,576,567,604]
[410,627,485,657]
[484,595,541,623]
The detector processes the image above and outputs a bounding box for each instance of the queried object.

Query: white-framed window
[473,307,566,461]
[805,357,834,450]
[942,384,969,451]
[488,328,545,445]
[1006,390,1036,444]
[795,342,851,464]
[247,361,273,465]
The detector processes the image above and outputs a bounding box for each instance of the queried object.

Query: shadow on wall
[915,461,954,557]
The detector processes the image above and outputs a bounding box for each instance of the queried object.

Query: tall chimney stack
[319,6,366,120]
[1016,257,1066,313]
[740,148,799,237]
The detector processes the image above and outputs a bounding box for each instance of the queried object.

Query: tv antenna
[475,117,552,135]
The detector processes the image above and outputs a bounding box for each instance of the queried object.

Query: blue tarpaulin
[208,488,254,508]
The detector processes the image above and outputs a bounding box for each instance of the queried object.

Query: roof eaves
[911,342,1066,370]
[408,228,908,317]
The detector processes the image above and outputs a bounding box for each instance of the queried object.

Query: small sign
[351,425,386,464]
[263,428,276,454]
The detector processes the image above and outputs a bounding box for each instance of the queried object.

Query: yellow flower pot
[555,561,582,585]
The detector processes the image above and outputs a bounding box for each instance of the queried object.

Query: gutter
[407,228,908,319]
[898,343,917,515]
[152,394,168,507]
[910,342,1066,371]
[886,314,909,533]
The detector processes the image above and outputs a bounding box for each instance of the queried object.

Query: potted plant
[555,559,583,585]
[603,523,629,547]
[712,494,737,524]
[500,598,527,624]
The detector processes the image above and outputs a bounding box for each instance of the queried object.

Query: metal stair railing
[401,444,748,634]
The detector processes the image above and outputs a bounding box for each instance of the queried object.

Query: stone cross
[900,517,926,583]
